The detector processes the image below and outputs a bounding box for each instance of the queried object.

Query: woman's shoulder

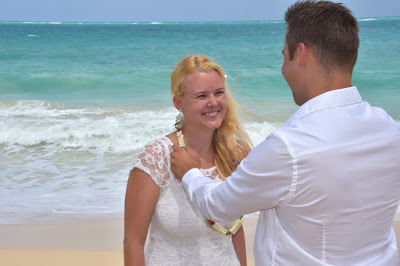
[141,135,173,154]
[165,132,178,146]
[133,135,174,187]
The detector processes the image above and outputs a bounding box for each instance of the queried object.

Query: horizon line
[1,15,400,24]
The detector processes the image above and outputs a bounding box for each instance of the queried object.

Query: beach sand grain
[0,218,398,266]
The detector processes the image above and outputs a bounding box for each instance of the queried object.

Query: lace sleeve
[133,138,170,187]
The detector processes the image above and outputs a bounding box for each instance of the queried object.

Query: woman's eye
[197,95,206,99]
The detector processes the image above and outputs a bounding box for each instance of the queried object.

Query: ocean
[1,18,399,224]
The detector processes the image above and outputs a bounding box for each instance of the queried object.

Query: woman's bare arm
[232,225,247,266]
[124,168,159,266]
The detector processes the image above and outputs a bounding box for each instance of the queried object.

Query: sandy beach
[0,218,399,266]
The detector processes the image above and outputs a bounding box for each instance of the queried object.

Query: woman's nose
[208,95,218,106]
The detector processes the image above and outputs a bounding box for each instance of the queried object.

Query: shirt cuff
[182,168,204,192]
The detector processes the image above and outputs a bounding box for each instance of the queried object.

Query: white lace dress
[133,137,240,266]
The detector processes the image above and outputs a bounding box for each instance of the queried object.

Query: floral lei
[176,129,243,235]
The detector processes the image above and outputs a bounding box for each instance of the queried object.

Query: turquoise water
[1,19,399,117]
[0,19,399,224]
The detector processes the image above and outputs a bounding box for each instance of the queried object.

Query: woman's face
[178,70,227,132]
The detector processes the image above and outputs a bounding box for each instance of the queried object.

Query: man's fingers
[170,144,185,163]
[172,143,183,152]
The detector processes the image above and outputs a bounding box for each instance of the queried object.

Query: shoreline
[0,218,399,266]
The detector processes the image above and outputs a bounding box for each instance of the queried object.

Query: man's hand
[170,144,200,180]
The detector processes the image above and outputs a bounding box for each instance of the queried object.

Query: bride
[124,55,252,265]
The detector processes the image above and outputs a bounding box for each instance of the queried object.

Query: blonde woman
[124,55,252,266]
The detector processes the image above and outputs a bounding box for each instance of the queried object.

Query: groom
[171,1,400,265]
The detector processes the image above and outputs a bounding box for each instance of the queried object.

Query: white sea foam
[359,18,376,21]
[1,100,398,224]
[0,101,175,151]
[0,100,178,223]
[0,100,279,153]
[0,100,280,224]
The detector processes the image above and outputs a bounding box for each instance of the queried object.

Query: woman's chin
[205,122,223,131]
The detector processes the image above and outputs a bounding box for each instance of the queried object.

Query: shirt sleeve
[182,132,293,221]
[133,138,169,187]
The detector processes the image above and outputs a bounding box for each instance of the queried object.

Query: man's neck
[304,67,352,104]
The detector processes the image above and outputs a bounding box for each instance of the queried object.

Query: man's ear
[173,96,182,110]
[296,42,308,68]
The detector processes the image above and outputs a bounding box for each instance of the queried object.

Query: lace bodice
[134,137,240,266]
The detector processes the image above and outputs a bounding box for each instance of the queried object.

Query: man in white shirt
[170,1,400,265]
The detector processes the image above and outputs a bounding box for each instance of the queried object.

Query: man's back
[274,87,400,264]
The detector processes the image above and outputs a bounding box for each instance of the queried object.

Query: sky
[1,0,400,23]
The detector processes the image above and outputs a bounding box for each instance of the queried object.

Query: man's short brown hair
[285,0,359,74]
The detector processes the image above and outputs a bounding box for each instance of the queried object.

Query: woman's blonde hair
[171,55,252,180]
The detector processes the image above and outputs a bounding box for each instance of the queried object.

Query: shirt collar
[285,86,362,126]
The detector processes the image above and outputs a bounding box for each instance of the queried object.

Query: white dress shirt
[182,87,400,265]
